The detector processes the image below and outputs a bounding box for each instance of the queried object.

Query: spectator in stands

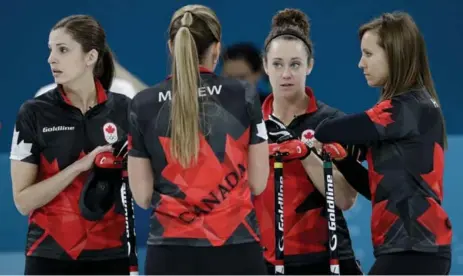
[222,42,269,103]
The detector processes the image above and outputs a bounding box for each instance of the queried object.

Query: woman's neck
[62,74,97,113]
[199,60,215,72]
[272,91,309,125]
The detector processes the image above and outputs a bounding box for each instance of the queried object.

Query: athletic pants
[25,256,130,275]
[369,251,451,275]
[145,242,267,275]
[266,258,363,275]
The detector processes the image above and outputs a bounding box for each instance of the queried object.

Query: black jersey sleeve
[322,110,371,200]
[244,82,268,145]
[315,98,418,145]
[10,102,40,164]
[127,98,150,158]
[366,98,419,140]
[334,157,371,200]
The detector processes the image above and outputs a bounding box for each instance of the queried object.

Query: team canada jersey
[128,68,268,247]
[10,80,131,260]
[254,87,357,266]
[315,88,452,259]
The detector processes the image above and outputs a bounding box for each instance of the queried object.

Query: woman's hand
[74,145,114,172]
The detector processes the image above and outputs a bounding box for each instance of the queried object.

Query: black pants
[266,258,363,275]
[145,242,267,275]
[369,251,451,275]
[24,256,130,275]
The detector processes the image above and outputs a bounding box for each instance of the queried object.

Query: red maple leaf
[420,143,444,201]
[37,154,60,180]
[105,124,115,134]
[30,151,124,259]
[302,129,315,140]
[366,100,395,127]
[155,129,254,246]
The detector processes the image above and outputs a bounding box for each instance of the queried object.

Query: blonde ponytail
[170,12,200,167]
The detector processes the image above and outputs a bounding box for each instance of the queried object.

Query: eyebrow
[48,43,67,47]
[272,57,303,61]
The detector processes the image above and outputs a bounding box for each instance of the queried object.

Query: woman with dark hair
[315,11,452,275]
[253,8,364,275]
[10,15,132,275]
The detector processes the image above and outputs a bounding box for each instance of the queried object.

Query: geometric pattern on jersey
[365,93,452,257]
[255,87,356,265]
[29,151,124,259]
[10,81,130,260]
[132,72,264,247]
[154,130,258,246]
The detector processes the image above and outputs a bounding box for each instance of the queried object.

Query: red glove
[301,128,347,160]
[269,139,311,162]
[94,152,125,169]
[322,143,347,160]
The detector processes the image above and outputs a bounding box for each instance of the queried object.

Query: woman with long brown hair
[315,12,452,275]
[10,15,132,275]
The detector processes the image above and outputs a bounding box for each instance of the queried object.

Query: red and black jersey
[127,68,267,247]
[315,88,452,259]
[254,87,357,266]
[10,80,131,261]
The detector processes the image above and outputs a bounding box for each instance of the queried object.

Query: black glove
[79,136,128,221]
[265,114,298,143]
[265,114,312,160]
[345,144,367,162]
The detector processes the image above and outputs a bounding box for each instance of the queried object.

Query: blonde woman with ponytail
[127,4,269,275]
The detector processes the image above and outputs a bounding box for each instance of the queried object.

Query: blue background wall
[0,0,462,274]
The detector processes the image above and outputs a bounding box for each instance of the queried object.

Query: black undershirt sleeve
[315,112,379,145]
[333,157,371,200]
[314,112,378,200]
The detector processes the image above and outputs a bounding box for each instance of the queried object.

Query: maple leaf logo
[366,100,395,127]
[103,123,118,143]
[302,129,315,140]
[256,119,268,140]
[105,124,115,134]
[30,151,124,259]
[37,153,60,181]
[301,129,316,148]
[10,126,33,160]
[155,130,254,246]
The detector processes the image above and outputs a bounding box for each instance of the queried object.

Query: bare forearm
[300,153,357,210]
[127,158,154,209]
[128,170,153,209]
[130,181,153,209]
[15,163,83,215]
[248,142,270,196]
